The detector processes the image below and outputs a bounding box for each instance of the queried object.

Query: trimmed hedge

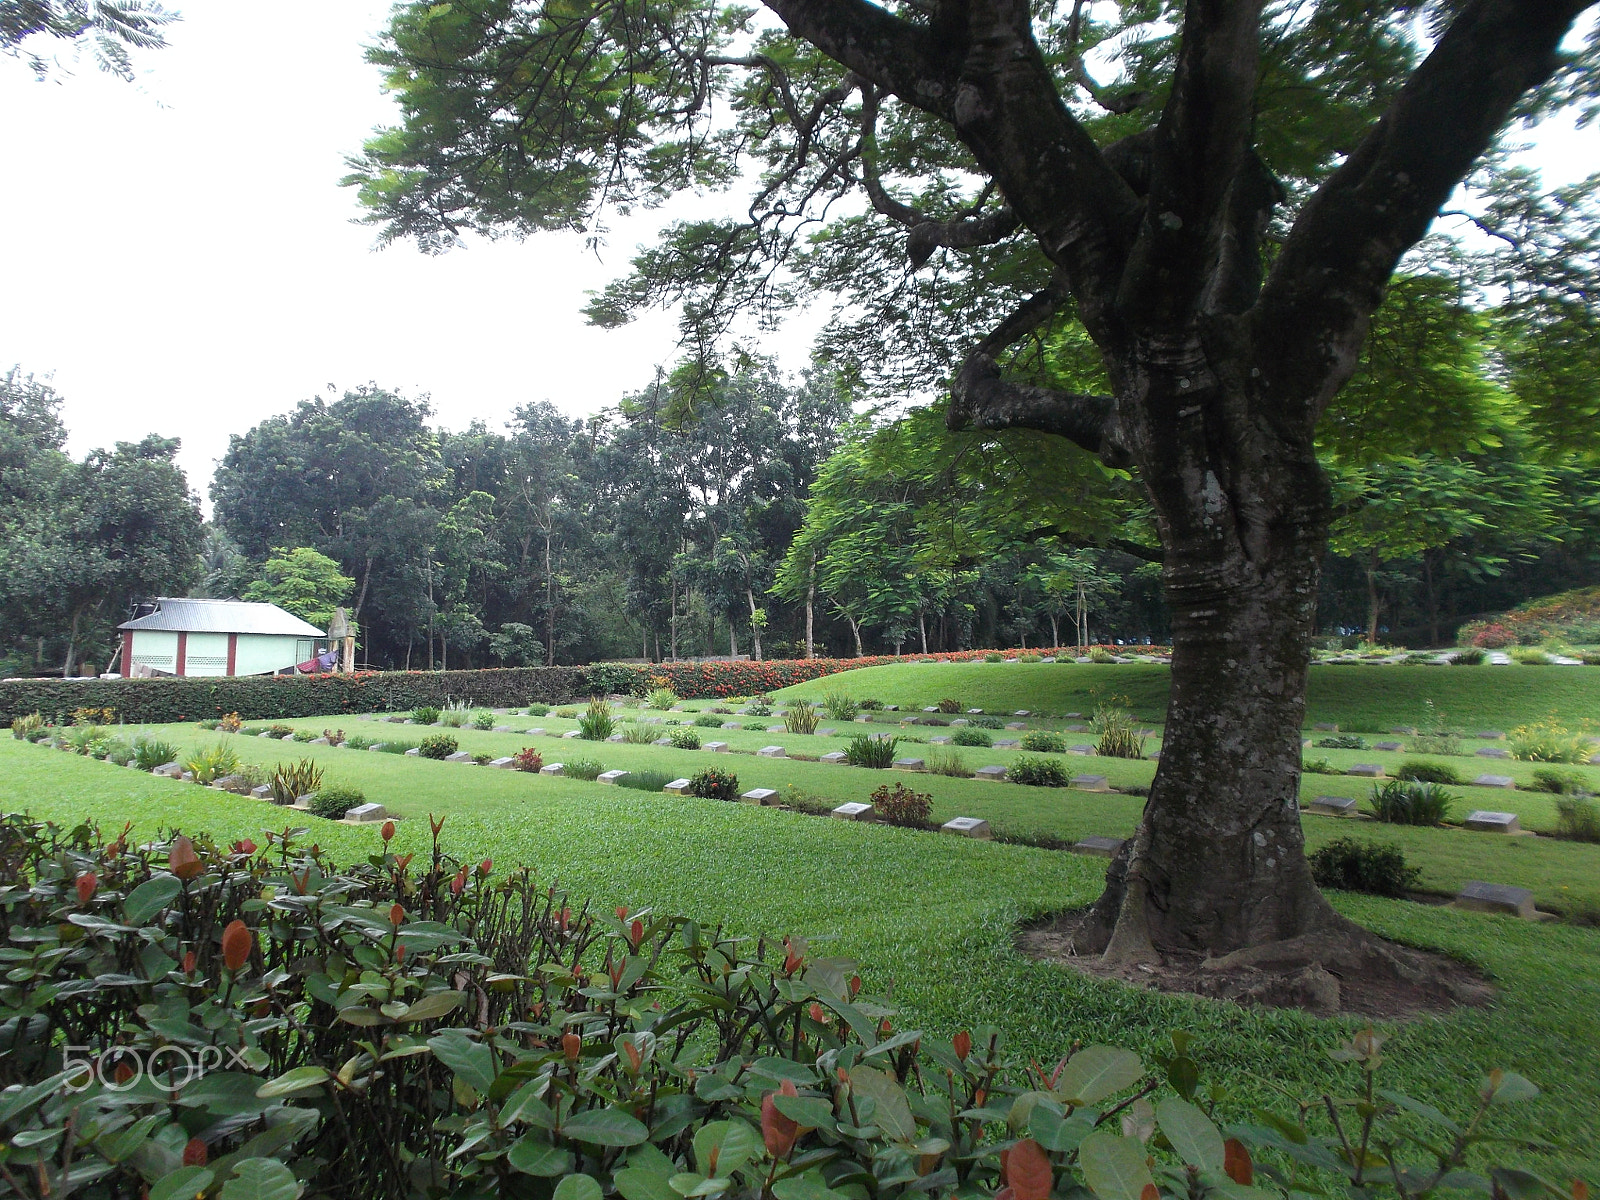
[0,667,590,725]
[0,646,1173,722]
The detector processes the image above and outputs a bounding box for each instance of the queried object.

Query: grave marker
[757,746,787,758]
[1476,747,1510,759]
[1313,722,1339,732]
[1071,774,1111,791]
[1454,881,1536,919]
[742,788,780,805]
[598,770,630,785]
[1372,741,1403,752]
[1471,775,1516,790]
[1306,795,1357,816]
[1073,836,1125,858]
[345,803,388,823]
[941,816,991,839]
[1465,809,1520,832]
[831,801,874,819]
[540,763,564,776]
[444,751,474,763]
[663,778,692,795]
[488,757,517,769]
[975,765,1007,781]
[1346,764,1385,777]
[704,741,729,753]
[893,757,925,771]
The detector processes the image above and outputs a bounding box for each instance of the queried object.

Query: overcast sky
[0,2,1591,503]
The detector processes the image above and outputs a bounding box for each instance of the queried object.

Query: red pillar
[226,633,238,676]
[175,631,187,677]
[121,632,133,678]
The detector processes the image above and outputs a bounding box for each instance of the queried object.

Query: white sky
[0,2,1592,504]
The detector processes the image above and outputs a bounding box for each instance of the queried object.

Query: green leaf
[149,1167,216,1200]
[1030,1103,1090,1154]
[1156,1097,1223,1171]
[553,1174,604,1200]
[96,1112,165,1162]
[396,990,464,1022]
[773,1094,836,1131]
[693,1120,762,1178]
[1486,1072,1539,1105]
[1054,1046,1143,1106]
[255,1066,330,1098]
[562,1107,650,1147]
[218,1158,303,1200]
[428,1030,497,1094]
[124,876,182,924]
[848,1065,916,1142]
[617,1166,684,1200]
[1078,1130,1155,1200]
[772,1174,852,1200]
[508,1134,572,1177]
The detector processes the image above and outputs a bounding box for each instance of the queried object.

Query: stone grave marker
[995,739,1020,748]
[1071,774,1111,791]
[820,751,848,764]
[488,757,517,769]
[605,733,625,743]
[367,744,388,752]
[562,730,582,739]
[444,751,474,763]
[527,728,547,736]
[704,741,729,753]
[974,765,1007,781]
[1373,741,1403,752]
[1346,764,1385,777]
[893,757,925,771]
[854,715,873,723]
[494,725,515,732]
[539,763,564,776]
[652,737,674,747]
[949,718,969,726]
[1040,657,1056,663]
[967,708,984,714]
[1475,747,1510,759]
[598,770,630,785]
[404,748,420,756]
[815,727,837,737]
[1465,809,1520,832]
[1072,836,1125,858]
[1471,775,1516,790]
[1014,710,1031,717]
[153,761,182,777]
[663,778,692,795]
[1313,722,1339,732]
[250,784,273,800]
[211,775,253,794]
[922,706,940,713]
[757,746,787,758]
[1307,795,1357,816]
[345,803,388,823]
[1005,722,1027,730]
[1068,744,1097,755]
[1454,881,1536,919]
[928,736,952,745]
[1476,730,1506,740]
[831,801,874,820]
[742,788,780,805]
[885,704,900,711]
[722,721,743,729]
[1390,726,1419,736]
[941,816,991,839]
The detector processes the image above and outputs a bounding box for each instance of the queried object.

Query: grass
[4,734,1599,1176]
[773,660,1600,731]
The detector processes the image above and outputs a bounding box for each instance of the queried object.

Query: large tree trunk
[1082,500,1340,963]
[1365,550,1382,645]
[804,557,816,658]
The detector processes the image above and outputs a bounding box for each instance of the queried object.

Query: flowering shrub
[688,766,739,800]
[870,782,932,827]
[0,816,1570,1200]
[512,746,544,772]
[217,711,242,732]
[1465,622,1517,649]
[418,733,458,759]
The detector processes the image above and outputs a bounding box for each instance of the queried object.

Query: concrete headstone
[1071,774,1110,791]
[345,803,388,823]
[1307,795,1357,816]
[757,746,787,758]
[663,778,692,794]
[1471,775,1517,790]
[598,770,630,785]
[831,801,874,820]
[540,763,564,776]
[820,751,848,764]
[1454,881,1536,919]
[1465,809,1520,832]
[974,765,1006,781]
[892,757,925,771]
[941,816,991,839]
[742,788,780,805]
[704,741,729,753]
[1346,764,1385,777]
[1072,836,1125,858]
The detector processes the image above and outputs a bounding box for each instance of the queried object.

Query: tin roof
[118,598,325,637]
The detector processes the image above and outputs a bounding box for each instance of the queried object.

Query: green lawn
[4,734,1598,1177]
[773,659,1600,732]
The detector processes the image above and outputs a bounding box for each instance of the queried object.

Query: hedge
[0,667,591,725]
[0,647,1171,723]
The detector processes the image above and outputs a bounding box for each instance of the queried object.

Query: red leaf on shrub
[1002,1140,1052,1200]
[1572,1183,1590,1200]
[623,1041,643,1073]
[630,918,644,948]
[809,1003,826,1023]
[1140,1187,1159,1200]
[762,1080,801,1159]
[879,1018,892,1036]
[182,1137,208,1166]
[75,872,97,904]
[381,821,396,842]
[953,1031,972,1061]
[616,905,629,920]
[389,903,405,927]
[849,974,861,996]
[395,854,413,870]
[1224,1140,1253,1186]
[396,943,407,963]
[114,1061,135,1084]
[221,920,252,972]
[478,858,492,877]
[233,839,256,855]
[169,836,202,882]
[451,868,467,896]
[562,1032,582,1062]
[182,950,196,975]
[557,906,571,931]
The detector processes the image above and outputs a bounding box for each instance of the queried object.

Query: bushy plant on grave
[869,782,932,827]
[668,727,702,750]
[308,783,366,821]
[269,758,323,806]
[418,733,458,760]
[687,766,739,800]
[952,728,993,747]
[1009,756,1070,787]
[578,697,617,741]
[1308,837,1421,898]
[0,814,1575,1200]
[512,746,544,772]
[844,733,898,769]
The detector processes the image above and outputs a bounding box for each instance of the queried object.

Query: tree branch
[948,355,1126,465]
[760,0,950,113]
[1117,0,1265,326]
[1257,0,1596,418]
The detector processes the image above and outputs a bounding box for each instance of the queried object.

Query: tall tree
[348,0,1599,982]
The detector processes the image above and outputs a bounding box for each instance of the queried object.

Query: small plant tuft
[564,757,604,781]
[310,783,367,820]
[419,733,459,760]
[844,733,898,768]
[952,728,993,747]
[512,746,544,772]
[688,766,739,800]
[1395,759,1462,785]
[1020,730,1066,753]
[1008,756,1069,787]
[1368,778,1456,826]
[870,782,932,827]
[1309,838,1420,897]
[668,727,702,750]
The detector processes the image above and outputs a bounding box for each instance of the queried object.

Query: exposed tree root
[1020,908,1493,1019]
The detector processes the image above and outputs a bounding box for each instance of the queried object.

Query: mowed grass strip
[39,713,1600,911]
[4,736,1599,1176]
[772,659,1600,731]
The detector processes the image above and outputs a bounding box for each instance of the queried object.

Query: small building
[117,598,325,678]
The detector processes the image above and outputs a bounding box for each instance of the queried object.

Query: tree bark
[745,586,764,661]
[1365,550,1382,645]
[805,562,815,659]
